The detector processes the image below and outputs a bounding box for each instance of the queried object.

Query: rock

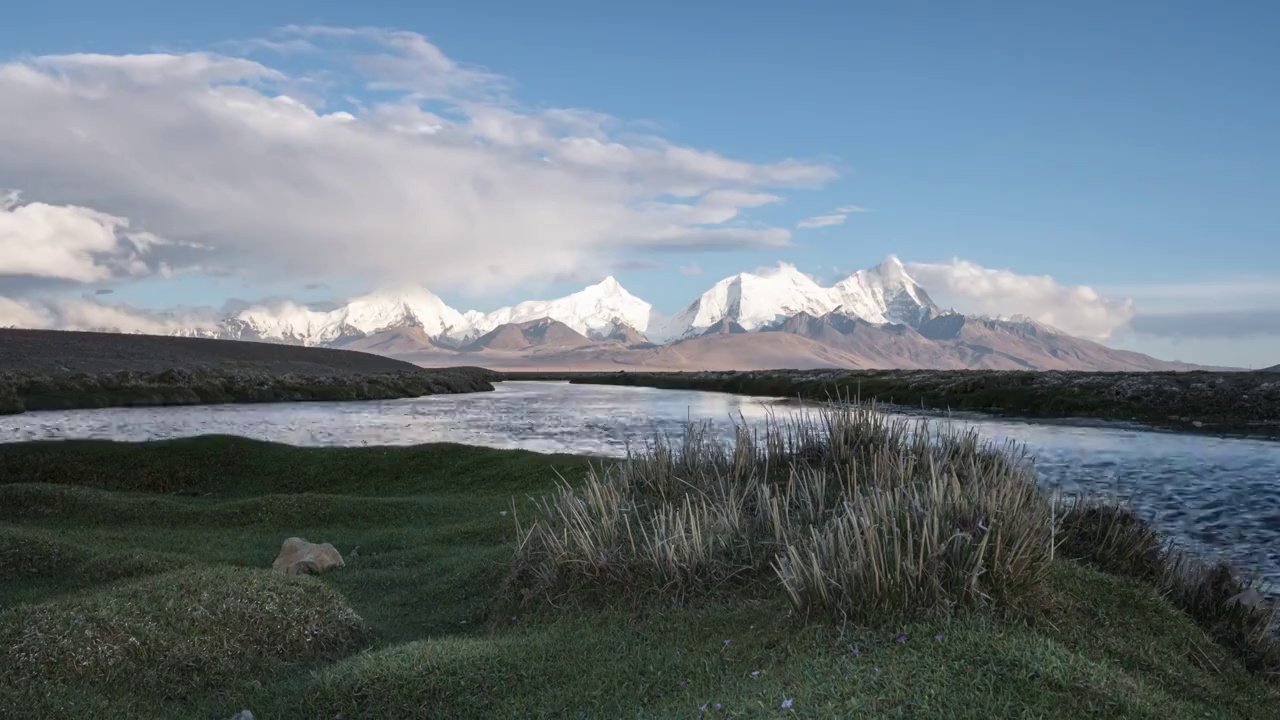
[271,537,345,576]
[228,711,254,720]
[1191,420,1204,428]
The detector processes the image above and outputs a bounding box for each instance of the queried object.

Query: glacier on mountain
[94,256,945,347]
[232,286,465,346]
[651,256,939,342]
[449,276,654,342]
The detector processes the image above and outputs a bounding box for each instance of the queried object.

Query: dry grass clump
[1057,498,1280,682]
[505,402,1056,621]
[0,567,373,705]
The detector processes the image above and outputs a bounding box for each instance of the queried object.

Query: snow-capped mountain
[451,276,653,342]
[186,256,944,348]
[14,255,1193,372]
[829,256,939,326]
[651,263,837,342]
[652,257,940,342]
[231,286,466,346]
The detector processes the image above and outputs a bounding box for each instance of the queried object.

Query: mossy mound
[0,567,372,718]
[0,525,184,587]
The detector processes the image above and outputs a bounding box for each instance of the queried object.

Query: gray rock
[228,711,255,720]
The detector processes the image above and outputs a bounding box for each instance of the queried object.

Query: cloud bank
[0,295,222,335]
[0,191,175,283]
[906,258,1136,340]
[0,27,836,296]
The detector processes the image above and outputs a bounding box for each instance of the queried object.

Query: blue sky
[1,1,1278,366]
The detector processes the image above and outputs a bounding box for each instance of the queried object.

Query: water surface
[3,380,1278,588]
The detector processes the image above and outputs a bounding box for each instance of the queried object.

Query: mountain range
[150,256,1199,372]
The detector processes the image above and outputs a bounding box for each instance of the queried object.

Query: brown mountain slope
[399,332,855,371]
[767,312,1187,372]
[464,318,596,352]
[606,324,652,346]
[330,326,443,356]
[329,309,1191,372]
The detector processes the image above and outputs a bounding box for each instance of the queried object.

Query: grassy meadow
[1,405,1278,719]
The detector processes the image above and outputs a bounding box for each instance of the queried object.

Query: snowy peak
[341,286,465,337]
[231,286,465,346]
[590,276,622,292]
[457,276,654,341]
[170,258,942,349]
[654,259,941,342]
[652,263,837,342]
[830,255,939,326]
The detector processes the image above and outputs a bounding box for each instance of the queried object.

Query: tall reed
[505,402,1056,621]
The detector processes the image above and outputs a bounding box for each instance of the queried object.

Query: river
[3,380,1278,589]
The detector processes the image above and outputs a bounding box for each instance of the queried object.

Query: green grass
[1,432,1277,719]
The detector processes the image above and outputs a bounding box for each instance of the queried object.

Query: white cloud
[905,258,1135,340]
[797,213,847,229]
[679,263,703,276]
[797,204,868,229]
[42,297,221,334]
[282,25,509,102]
[0,29,835,296]
[0,294,221,334]
[0,192,171,282]
[0,296,49,328]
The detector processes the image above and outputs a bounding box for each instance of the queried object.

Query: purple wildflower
[511,616,518,621]
[851,648,860,655]
[751,670,760,677]
[935,633,943,640]
[781,698,794,709]
[723,639,731,645]
[896,635,907,643]
[715,704,722,710]
[700,703,709,713]
[680,680,688,688]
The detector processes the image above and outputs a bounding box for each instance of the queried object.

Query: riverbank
[1,409,1276,718]
[504,369,1280,438]
[0,329,497,415]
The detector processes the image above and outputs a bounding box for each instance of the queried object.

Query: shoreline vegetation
[0,328,497,416]
[0,366,497,416]
[1,404,1277,718]
[503,368,1280,439]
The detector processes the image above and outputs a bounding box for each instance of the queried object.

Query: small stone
[1191,420,1204,428]
[228,711,254,720]
[271,537,344,575]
